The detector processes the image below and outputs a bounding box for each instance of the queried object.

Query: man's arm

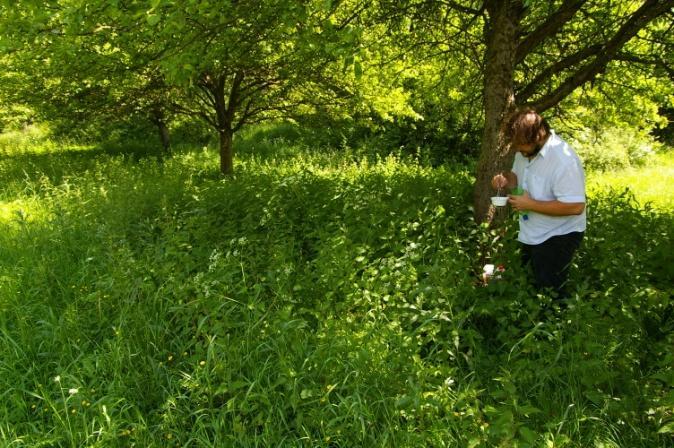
[508,191,585,216]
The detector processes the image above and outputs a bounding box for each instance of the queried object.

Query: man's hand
[491,173,509,189]
[508,191,532,211]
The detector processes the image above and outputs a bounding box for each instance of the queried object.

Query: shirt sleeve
[512,154,524,187]
[553,159,586,203]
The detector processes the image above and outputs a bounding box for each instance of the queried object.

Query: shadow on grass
[0,122,311,186]
[0,149,673,446]
[0,141,171,189]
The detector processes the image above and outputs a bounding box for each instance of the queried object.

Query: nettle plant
[0,134,672,446]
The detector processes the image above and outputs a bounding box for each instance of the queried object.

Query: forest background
[0,1,673,447]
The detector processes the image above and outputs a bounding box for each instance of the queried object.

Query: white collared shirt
[512,130,586,245]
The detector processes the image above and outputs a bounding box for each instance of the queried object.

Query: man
[492,108,586,298]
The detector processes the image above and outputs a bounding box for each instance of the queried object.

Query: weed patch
[0,140,672,446]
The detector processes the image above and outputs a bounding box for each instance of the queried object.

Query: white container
[491,196,508,206]
[482,263,506,284]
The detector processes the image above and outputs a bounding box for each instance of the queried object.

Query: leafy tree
[149,0,391,174]
[0,1,177,152]
[1,0,375,173]
[377,0,674,221]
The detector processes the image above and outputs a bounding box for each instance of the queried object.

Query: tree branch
[615,52,674,80]
[516,0,588,64]
[438,0,484,16]
[518,44,602,102]
[224,70,245,126]
[526,0,674,113]
[335,0,370,30]
[171,101,217,129]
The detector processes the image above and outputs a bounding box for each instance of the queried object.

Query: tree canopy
[1,0,672,218]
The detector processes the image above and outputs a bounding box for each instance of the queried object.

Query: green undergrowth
[0,140,672,447]
[588,151,674,211]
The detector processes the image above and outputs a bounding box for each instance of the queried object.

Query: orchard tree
[379,0,674,221]
[0,1,178,152]
[1,1,364,171]
[145,0,370,174]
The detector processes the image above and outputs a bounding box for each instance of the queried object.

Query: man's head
[506,108,550,157]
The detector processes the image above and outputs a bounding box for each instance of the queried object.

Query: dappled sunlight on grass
[0,135,671,446]
[0,199,51,226]
[587,151,674,211]
[0,125,94,157]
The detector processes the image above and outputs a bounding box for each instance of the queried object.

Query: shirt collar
[538,130,556,158]
[527,130,555,161]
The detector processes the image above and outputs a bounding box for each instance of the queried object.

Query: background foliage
[1,1,673,446]
[0,129,672,446]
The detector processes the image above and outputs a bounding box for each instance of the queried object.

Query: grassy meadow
[0,126,672,447]
[588,152,674,211]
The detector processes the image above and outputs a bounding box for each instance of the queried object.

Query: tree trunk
[219,128,234,175]
[157,121,171,155]
[473,3,522,223]
[210,71,243,175]
[151,108,171,156]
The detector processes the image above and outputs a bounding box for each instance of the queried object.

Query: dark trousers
[521,232,584,298]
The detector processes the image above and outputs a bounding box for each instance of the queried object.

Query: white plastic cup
[491,196,508,207]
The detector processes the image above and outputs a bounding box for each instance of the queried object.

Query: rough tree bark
[201,71,244,175]
[473,1,523,223]
[219,128,234,175]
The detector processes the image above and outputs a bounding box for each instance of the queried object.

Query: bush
[569,126,660,171]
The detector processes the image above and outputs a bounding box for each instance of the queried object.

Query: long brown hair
[506,108,550,147]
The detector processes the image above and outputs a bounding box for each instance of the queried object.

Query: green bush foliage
[0,137,672,447]
[568,126,660,172]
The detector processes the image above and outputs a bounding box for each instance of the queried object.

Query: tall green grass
[0,130,672,447]
[588,151,674,211]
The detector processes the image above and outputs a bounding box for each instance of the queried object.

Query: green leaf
[146,14,160,26]
[467,438,482,448]
[518,404,541,416]
[354,61,363,79]
[659,421,674,434]
[518,426,537,444]
[343,54,354,73]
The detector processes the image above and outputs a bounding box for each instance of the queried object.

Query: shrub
[569,126,660,171]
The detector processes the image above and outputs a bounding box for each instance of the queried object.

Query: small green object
[511,187,528,220]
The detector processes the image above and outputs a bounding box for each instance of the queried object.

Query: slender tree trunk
[219,128,234,175]
[158,121,171,153]
[474,2,522,223]
[157,120,171,155]
[210,71,243,175]
[151,108,171,156]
